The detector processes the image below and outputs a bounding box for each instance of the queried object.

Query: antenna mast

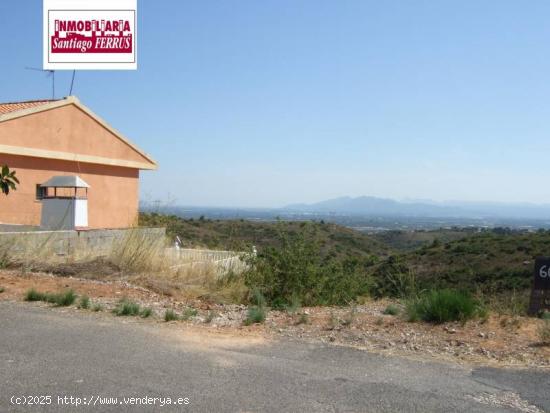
[69,70,76,95]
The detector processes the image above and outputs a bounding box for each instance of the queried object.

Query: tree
[0,165,19,195]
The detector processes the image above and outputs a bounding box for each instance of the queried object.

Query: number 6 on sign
[530,258,550,314]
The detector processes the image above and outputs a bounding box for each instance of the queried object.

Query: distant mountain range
[284,196,550,220]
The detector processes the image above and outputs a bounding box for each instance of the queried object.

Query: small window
[36,184,47,200]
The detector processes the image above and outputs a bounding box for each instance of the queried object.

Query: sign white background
[43,0,137,70]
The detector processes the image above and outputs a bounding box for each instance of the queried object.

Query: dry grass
[106,229,247,303]
[0,233,59,268]
[109,228,168,274]
[134,263,247,304]
[0,228,248,304]
[538,320,550,345]
[485,290,530,316]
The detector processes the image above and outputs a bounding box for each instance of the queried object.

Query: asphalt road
[1,301,548,413]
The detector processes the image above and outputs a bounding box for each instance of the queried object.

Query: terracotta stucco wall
[0,104,150,164]
[0,154,139,229]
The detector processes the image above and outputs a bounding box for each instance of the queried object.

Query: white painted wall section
[40,198,89,230]
[74,199,88,228]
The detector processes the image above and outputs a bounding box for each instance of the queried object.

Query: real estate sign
[528,257,550,315]
[43,0,137,70]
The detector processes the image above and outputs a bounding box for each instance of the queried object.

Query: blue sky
[1,1,550,207]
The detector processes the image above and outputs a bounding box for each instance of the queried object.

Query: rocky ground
[0,269,548,369]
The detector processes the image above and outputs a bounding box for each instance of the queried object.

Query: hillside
[141,213,545,306]
[139,213,393,260]
[371,229,476,252]
[370,229,547,298]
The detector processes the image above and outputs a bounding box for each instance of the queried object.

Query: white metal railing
[165,247,249,274]
[168,248,238,261]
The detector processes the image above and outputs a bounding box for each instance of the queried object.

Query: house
[0,96,156,229]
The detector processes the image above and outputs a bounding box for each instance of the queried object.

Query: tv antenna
[25,67,55,99]
[69,70,76,95]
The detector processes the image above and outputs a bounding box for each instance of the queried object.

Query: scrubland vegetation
[139,212,391,259]
[2,214,546,370]
[2,213,550,328]
[243,224,372,307]
[138,213,550,323]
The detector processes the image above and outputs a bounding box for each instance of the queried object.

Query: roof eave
[0,143,157,170]
[0,96,158,170]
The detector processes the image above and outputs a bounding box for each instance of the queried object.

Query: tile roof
[0,99,59,115]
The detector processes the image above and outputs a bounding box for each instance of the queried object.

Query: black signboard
[528,257,550,315]
[533,258,550,290]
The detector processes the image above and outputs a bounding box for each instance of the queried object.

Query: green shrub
[25,288,46,302]
[372,258,416,298]
[164,309,179,322]
[25,288,76,307]
[45,290,77,306]
[181,307,198,320]
[244,223,371,306]
[113,299,141,316]
[285,294,302,314]
[0,286,5,293]
[250,289,267,308]
[140,307,153,318]
[78,295,90,309]
[383,304,400,316]
[244,306,266,325]
[406,289,481,324]
[541,311,550,320]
